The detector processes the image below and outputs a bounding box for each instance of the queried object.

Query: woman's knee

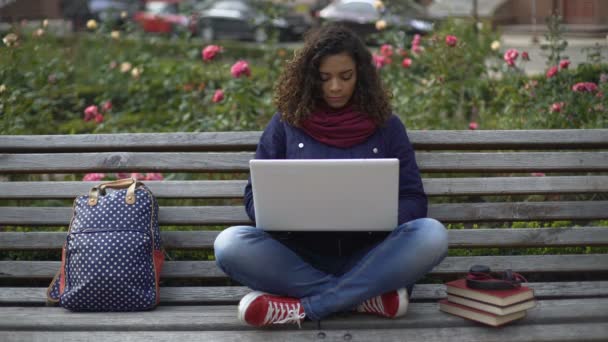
[410,217,449,255]
[213,225,260,266]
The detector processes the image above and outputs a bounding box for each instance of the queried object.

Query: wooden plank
[3,176,607,199]
[2,152,608,174]
[408,129,608,150]
[429,201,608,222]
[0,299,606,331]
[416,152,608,172]
[422,176,608,196]
[2,227,607,251]
[1,255,606,279]
[1,202,606,226]
[3,323,608,342]
[447,227,608,247]
[0,132,262,153]
[2,130,607,152]
[2,281,606,305]
[0,180,249,199]
[0,152,254,173]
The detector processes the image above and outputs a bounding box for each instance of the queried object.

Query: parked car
[133,0,198,35]
[318,0,433,38]
[88,0,138,26]
[197,0,311,42]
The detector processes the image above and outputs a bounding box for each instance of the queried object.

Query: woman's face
[318,52,357,109]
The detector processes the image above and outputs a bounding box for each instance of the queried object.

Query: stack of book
[439,279,536,327]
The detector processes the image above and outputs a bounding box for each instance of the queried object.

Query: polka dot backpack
[46,178,164,311]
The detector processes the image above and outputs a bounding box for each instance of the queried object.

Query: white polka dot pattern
[49,184,163,311]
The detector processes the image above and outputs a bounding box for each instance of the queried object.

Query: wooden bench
[1,129,607,341]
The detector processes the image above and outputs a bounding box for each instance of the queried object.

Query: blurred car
[318,0,433,38]
[197,0,311,42]
[88,0,138,24]
[133,0,198,35]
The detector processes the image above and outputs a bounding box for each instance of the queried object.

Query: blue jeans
[214,218,448,320]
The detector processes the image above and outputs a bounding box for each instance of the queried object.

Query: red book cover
[445,279,534,306]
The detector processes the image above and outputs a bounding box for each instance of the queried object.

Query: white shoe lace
[358,296,385,315]
[264,301,305,328]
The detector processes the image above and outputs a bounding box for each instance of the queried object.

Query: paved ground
[499,33,607,75]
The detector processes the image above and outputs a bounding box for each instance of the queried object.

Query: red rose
[445,35,457,47]
[380,44,393,57]
[84,105,99,122]
[202,45,221,61]
[546,66,558,78]
[212,89,224,103]
[230,60,251,78]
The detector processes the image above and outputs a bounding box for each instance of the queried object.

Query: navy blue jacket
[244,113,427,257]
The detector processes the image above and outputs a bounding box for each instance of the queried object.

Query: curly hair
[274,24,392,127]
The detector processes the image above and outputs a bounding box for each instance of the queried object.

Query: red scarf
[300,105,377,148]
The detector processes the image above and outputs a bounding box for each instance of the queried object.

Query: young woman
[214,24,448,327]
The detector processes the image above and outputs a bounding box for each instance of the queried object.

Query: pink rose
[468,122,478,130]
[115,173,131,179]
[144,173,164,181]
[83,173,105,181]
[546,66,558,78]
[202,45,221,61]
[101,100,112,112]
[503,49,519,66]
[411,45,422,54]
[84,105,99,121]
[550,102,565,113]
[412,34,421,46]
[559,59,570,69]
[521,51,530,61]
[445,35,457,47]
[401,58,412,68]
[531,172,546,177]
[94,113,104,123]
[130,172,145,180]
[212,89,224,103]
[572,82,598,92]
[372,54,390,69]
[380,44,393,57]
[230,60,251,78]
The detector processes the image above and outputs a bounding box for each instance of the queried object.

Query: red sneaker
[238,291,306,327]
[355,288,409,318]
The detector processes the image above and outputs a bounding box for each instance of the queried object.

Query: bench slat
[2,228,607,250]
[1,255,606,279]
[2,152,607,173]
[1,281,606,305]
[409,129,608,150]
[2,323,608,342]
[2,176,607,199]
[2,129,607,152]
[1,202,606,226]
[0,299,606,331]
[0,132,262,153]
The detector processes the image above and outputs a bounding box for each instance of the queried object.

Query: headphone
[465,265,527,290]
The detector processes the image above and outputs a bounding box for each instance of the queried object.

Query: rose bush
[1,16,606,135]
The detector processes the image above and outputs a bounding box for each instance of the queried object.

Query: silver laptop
[249,159,399,231]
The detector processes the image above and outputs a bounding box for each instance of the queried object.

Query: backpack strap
[46,270,61,306]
